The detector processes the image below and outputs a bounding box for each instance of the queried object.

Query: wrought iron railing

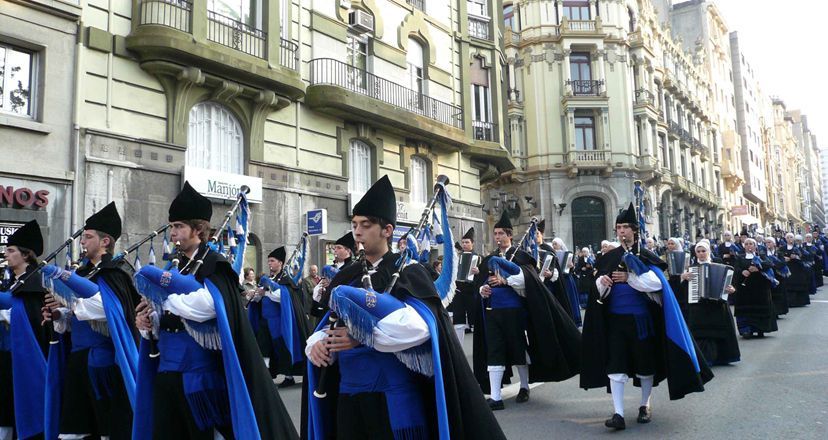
[469,15,491,40]
[407,0,425,11]
[308,58,464,129]
[668,120,681,136]
[280,38,298,71]
[566,79,604,96]
[472,120,498,142]
[207,10,266,59]
[634,88,655,105]
[139,0,192,32]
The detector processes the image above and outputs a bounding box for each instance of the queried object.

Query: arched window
[571,196,606,251]
[187,102,243,174]
[410,156,428,204]
[407,38,425,101]
[348,139,372,197]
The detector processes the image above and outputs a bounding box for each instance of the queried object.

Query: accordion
[458,252,480,282]
[666,251,690,276]
[688,263,734,303]
[540,254,555,275]
[556,251,574,275]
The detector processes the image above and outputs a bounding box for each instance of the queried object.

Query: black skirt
[733,274,778,334]
[448,282,475,326]
[0,351,13,427]
[606,314,657,377]
[484,308,528,367]
[686,300,740,365]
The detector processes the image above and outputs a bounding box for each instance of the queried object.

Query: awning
[734,214,761,226]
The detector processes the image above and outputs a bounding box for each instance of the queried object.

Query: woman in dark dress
[662,237,689,317]
[782,233,811,307]
[804,233,822,291]
[574,247,594,308]
[764,238,789,318]
[732,238,778,338]
[678,240,740,365]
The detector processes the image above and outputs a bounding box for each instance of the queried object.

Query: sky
[674,0,827,146]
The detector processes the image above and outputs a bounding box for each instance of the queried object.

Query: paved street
[279,288,828,439]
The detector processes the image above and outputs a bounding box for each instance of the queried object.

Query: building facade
[493,0,718,251]
[0,0,81,259]
[58,0,512,272]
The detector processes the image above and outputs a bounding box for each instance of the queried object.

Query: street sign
[307,209,328,236]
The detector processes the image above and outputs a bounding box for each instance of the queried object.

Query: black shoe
[757,332,765,338]
[516,388,530,403]
[741,333,753,339]
[487,398,505,411]
[278,377,296,388]
[604,413,625,430]
[637,406,651,424]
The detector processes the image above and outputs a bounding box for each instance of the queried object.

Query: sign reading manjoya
[183,166,263,203]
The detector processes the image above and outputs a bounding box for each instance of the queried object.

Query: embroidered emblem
[59,270,72,282]
[160,271,172,287]
[365,290,377,308]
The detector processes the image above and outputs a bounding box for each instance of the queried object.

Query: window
[504,5,519,31]
[348,140,372,197]
[562,1,590,20]
[187,102,243,174]
[574,112,595,150]
[208,0,262,28]
[0,44,33,117]
[468,0,488,17]
[281,0,289,37]
[407,38,425,107]
[410,157,428,204]
[569,52,591,81]
[346,34,368,90]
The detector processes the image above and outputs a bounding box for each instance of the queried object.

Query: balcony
[472,120,498,142]
[565,79,605,97]
[468,15,491,40]
[560,17,603,36]
[634,89,656,107]
[668,120,680,139]
[128,0,304,99]
[306,58,512,169]
[565,149,611,170]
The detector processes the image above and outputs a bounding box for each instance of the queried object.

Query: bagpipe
[314,175,454,399]
[741,255,776,287]
[184,185,251,277]
[484,217,539,311]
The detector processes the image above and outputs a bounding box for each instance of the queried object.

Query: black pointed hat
[84,202,122,239]
[462,227,475,241]
[7,220,43,256]
[454,241,462,251]
[740,226,749,237]
[537,219,546,234]
[494,210,512,230]
[268,246,287,262]
[334,232,356,253]
[169,181,212,222]
[615,202,638,226]
[352,175,397,226]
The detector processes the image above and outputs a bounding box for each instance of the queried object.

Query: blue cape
[132,278,261,439]
[0,293,46,439]
[257,276,304,364]
[306,297,450,439]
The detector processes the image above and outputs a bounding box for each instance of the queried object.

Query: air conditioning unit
[349,10,374,33]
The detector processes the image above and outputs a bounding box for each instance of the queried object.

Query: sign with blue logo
[307,209,328,236]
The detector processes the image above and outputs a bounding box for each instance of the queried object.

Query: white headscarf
[552,237,568,252]
[694,240,711,263]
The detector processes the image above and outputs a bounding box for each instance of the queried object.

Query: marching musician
[535,220,573,319]
[448,227,478,347]
[678,240,740,366]
[133,182,297,439]
[0,220,49,439]
[764,238,789,318]
[309,231,355,321]
[551,236,582,326]
[304,175,505,439]
[663,237,688,317]
[472,211,581,411]
[41,203,139,439]
[254,246,309,388]
[717,231,738,265]
[813,226,828,277]
[581,203,712,431]
[731,237,777,339]
[803,233,822,291]
[574,247,595,308]
[782,232,810,307]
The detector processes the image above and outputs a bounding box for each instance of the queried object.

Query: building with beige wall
[492,0,718,250]
[64,0,512,272]
[0,0,81,259]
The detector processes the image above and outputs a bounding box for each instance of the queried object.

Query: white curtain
[348,139,372,197]
[187,102,244,174]
[410,156,428,204]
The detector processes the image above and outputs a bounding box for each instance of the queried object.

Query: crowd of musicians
[0,174,824,439]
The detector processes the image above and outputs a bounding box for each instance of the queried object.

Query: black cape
[77,254,140,341]
[8,264,49,356]
[270,273,311,377]
[185,246,298,439]
[302,251,506,440]
[580,245,713,400]
[471,248,582,393]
